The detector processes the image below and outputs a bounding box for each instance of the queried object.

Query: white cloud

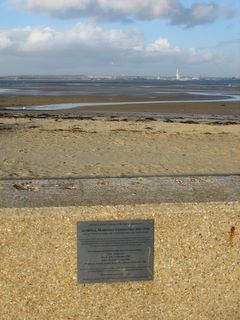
[0,33,12,49]
[15,24,142,53]
[21,27,57,51]
[188,47,214,63]
[145,37,180,53]
[14,0,235,27]
[0,24,224,75]
[0,24,182,56]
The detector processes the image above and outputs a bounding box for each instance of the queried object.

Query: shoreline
[0,95,240,123]
[0,92,239,179]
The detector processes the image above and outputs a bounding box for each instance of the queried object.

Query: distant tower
[176,68,180,80]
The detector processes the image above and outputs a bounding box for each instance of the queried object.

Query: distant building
[176,68,180,80]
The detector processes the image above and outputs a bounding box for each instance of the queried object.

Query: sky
[0,0,239,77]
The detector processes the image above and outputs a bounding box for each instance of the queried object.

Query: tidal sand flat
[1,93,240,122]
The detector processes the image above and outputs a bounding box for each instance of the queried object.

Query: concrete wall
[1,201,239,320]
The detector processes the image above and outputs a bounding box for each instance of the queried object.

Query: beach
[0,111,239,179]
[0,81,239,179]
[0,87,240,320]
[1,2,240,317]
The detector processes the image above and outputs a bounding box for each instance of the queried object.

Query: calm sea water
[0,78,239,97]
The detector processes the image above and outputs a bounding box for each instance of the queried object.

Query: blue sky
[0,0,239,76]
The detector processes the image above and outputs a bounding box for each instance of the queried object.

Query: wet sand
[0,95,240,122]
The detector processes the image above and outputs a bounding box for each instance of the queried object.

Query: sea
[0,78,239,97]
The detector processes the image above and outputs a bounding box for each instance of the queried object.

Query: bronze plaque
[77,220,154,283]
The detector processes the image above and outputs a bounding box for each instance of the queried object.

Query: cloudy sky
[0,0,239,76]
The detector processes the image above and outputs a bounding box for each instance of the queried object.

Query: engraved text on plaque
[77,220,154,283]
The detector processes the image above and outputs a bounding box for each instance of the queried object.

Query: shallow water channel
[4,91,240,111]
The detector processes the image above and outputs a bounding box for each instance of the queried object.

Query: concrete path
[1,174,239,208]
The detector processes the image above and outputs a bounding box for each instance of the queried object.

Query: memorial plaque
[77,220,154,283]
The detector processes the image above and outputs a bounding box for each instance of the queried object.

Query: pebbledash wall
[0,176,239,320]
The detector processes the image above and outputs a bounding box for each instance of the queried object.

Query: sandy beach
[0,88,239,180]
[0,112,239,179]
